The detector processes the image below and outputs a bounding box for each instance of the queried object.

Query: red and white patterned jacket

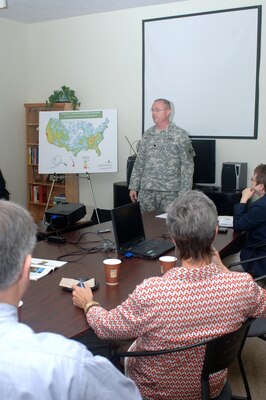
[87,264,266,400]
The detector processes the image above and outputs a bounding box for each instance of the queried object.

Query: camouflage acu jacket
[129,122,195,192]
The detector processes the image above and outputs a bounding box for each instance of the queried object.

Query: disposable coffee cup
[159,256,177,274]
[18,300,23,321]
[103,259,121,285]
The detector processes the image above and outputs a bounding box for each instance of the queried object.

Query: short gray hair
[0,200,36,290]
[166,191,218,261]
[153,98,171,109]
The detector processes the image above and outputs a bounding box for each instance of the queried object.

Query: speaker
[127,155,136,186]
[221,162,247,190]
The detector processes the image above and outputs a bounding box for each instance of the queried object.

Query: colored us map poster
[38,109,117,174]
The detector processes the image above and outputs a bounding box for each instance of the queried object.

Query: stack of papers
[30,258,67,281]
[155,213,167,219]
[218,216,233,227]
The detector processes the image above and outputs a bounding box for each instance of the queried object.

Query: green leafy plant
[46,85,80,110]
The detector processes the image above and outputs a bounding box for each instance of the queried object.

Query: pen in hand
[78,280,85,288]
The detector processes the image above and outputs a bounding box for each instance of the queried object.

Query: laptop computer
[110,202,175,259]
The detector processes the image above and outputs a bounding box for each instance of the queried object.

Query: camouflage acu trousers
[138,189,179,212]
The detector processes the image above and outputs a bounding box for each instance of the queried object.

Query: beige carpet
[228,337,266,399]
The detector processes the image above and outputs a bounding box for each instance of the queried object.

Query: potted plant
[46,85,80,110]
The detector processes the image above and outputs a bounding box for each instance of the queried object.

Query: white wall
[0,19,28,204]
[1,0,265,209]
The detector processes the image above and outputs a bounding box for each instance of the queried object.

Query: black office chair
[246,274,266,342]
[228,244,266,280]
[228,256,266,342]
[111,319,253,400]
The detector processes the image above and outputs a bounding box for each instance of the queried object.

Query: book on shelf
[38,185,44,203]
[28,147,39,165]
[30,185,39,203]
[30,257,67,281]
[32,165,43,182]
[30,185,47,203]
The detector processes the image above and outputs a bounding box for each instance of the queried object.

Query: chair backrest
[228,254,266,270]
[228,243,266,278]
[228,253,266,285]
[112,319,252,400]
[201,318,252,400]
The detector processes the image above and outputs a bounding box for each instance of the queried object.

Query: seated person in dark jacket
[233,163,266,277]
[0,170,9,200]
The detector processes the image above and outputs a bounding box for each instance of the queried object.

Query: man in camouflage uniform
[129,98,195,212]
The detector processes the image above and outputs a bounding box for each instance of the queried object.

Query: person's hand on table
[72,283,93,310]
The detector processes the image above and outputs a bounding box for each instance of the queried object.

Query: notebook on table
[110,202,175,259]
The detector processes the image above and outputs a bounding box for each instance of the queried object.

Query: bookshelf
[25,103,79,222]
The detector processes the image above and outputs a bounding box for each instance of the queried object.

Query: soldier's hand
[129,190,138,203]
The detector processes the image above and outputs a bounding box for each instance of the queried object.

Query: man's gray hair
[166,191,218,261]
[154,98,171,109]
[0,200,36,290]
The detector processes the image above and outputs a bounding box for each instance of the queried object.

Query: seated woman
[72,190,266,400]
[232,163,266,277]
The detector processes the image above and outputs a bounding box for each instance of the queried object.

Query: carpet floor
[228,336,266,399]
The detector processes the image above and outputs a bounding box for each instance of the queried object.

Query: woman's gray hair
[166,191,218,261]
[0,200,36,290]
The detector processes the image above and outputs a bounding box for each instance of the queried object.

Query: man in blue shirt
[0,200,141,400]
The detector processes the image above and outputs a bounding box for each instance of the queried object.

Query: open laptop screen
[111,202,145,250]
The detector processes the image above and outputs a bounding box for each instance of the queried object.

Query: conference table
[22,212,246,339]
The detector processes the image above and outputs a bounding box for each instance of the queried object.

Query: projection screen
[142,6,261,138]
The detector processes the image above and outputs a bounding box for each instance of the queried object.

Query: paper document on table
[59,277,95,290]
[218,216,233,227]
[30,258,67,281]
[156,213,167,219]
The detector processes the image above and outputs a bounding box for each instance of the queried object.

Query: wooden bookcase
[25,103,79,222]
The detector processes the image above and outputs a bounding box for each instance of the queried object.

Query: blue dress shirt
[0,303,141,400]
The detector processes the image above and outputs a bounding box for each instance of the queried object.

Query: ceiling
[0,0,189,24]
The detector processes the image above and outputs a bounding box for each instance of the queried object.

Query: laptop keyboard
[129,239,169,253]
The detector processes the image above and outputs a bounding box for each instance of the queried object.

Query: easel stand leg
[43,173,57,221]
[86,173,100,225]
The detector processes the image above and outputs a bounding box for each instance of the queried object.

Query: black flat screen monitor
[191,139,216,184]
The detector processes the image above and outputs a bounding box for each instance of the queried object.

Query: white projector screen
[143,6,261,138]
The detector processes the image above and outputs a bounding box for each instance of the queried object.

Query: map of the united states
[45,117,109,157]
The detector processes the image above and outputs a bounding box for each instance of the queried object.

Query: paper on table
[156,213,167,219]
[59,277,95,290]
[218,216,233,227]
[30,258,67,281]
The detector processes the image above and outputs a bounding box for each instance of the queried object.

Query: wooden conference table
[22,212,246,339]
